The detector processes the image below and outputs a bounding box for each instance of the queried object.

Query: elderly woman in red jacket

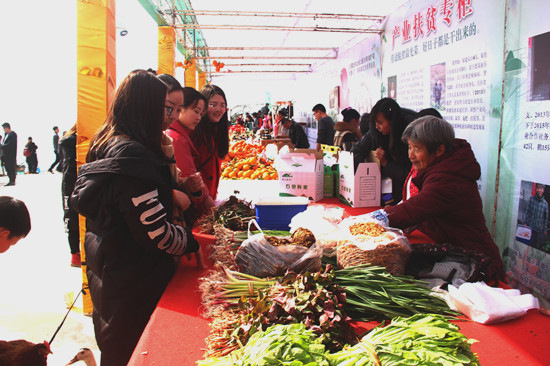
[370,115,505,283]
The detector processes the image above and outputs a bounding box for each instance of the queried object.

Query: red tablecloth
[129,198,550,365]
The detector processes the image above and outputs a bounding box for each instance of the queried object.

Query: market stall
[129,194,550,365]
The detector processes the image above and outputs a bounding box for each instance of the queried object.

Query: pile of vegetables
[334,265,458,321]
[199,265,354,358]
[195,195,256,234]
[198,323,331,366]
[329,314,480,366]
[194,200,476,365]
[198,315,480,366]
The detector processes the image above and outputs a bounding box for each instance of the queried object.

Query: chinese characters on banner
[497,0,550,305]
[381,0,505,208]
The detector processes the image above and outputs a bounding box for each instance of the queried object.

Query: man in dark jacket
[312,104,335,151]
[1,123,17,186]
[282,118,310,149]
[48,126,61,173]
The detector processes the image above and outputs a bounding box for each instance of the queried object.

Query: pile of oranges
[226,140,265,160]
[221,156,278,180]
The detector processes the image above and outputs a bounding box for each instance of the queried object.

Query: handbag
[23,147,32,157]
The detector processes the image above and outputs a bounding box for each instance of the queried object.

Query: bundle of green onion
[334,265,458,321]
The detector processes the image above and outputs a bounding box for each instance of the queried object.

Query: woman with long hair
[59,124,80,267]
[351,98,416,204]
[166,87,214,216]
[70,70,200,366]
[192,84,229,200]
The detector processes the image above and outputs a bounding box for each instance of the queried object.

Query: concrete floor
[0,170,280,365]
[0,171,100,365]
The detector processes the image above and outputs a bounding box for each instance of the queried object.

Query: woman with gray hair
[369,116,505,283]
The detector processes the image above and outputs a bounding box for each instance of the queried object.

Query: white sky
[0,0,406,165]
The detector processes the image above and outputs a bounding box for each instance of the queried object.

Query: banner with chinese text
[381,0,505,219]
[496,0,550,306]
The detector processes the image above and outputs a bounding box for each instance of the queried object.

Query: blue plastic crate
[255,197,309,230]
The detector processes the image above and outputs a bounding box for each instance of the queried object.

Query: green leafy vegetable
[197,323,331,366]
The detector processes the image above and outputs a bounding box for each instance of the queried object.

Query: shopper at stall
[24,137,38,174]
[281,118,309,149]
[167,86,215,216]
[359,112,370,136]
[369,115,505,283]
[351,98,415,205]
[312,103,335,151]
[70,69,200,366]
[193,84,230,200]
[334,107,361,151]
[0,196,30,253]
[273,108,287,137]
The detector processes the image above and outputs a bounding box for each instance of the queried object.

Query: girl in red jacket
[192,84,229,200]
[166,87,214,213]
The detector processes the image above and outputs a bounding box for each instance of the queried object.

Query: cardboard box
[338,150,381,207]
[275,149,324,202]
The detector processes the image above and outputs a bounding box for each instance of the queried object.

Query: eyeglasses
[165,105,174,117]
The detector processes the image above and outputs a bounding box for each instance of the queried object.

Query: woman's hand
[375,147,388,167]
[186,172,204,195]
[173,189,191,211]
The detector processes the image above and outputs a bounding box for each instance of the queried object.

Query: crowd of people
[0,123,68,185]
[1,69,515,364]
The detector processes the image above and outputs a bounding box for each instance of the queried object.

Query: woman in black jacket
[70,70,200,366]
[351,98,416,205]
[59,124,80,267]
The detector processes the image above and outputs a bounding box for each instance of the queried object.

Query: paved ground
[0,171,280,365]
[0,171,100,365]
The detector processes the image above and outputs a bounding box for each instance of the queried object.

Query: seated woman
[375,115,505,283]
[334,107,361,151]
[351,98,416,204]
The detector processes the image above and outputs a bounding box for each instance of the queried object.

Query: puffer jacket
[70,138,199,366]
[333,121,360,151]
[384,139,505,282]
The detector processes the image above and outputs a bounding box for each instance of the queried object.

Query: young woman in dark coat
[70,70,200,366]
[351,98,416,204]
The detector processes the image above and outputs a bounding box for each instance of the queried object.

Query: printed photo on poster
[387,75,397,99]
[329,86,340,109]
[516,180,550,253]
[528,30,550,102]
[430,63,446,110]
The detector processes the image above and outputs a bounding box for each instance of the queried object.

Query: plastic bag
[289,205,345,257]
[235,220,323,277]
[446,281,540,324]
[337,216,411,275]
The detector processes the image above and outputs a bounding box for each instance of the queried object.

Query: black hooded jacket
[70,138,198,365]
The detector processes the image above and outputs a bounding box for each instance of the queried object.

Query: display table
[129,198,550,366]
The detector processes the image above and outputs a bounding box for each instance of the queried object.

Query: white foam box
[338,150,381,207]
[274,149,324,202]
